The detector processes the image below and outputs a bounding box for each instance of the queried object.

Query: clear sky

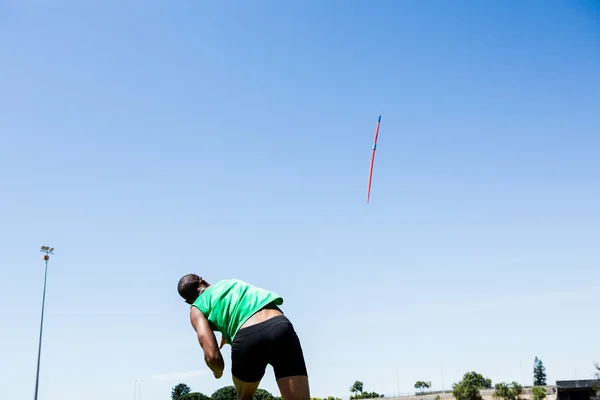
[1,1,599,400]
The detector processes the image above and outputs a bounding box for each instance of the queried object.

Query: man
[177,274,310,400]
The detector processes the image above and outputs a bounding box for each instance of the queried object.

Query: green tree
[462,372,492,389]
[533,357,547,386]
[351,381,364,396]
[181,393,211,400]
[415,381,432,394]
[172,383,192,400]
[452,371,492,400]
[531,387,547,400]
[493,382,523,400]
[453,380,482,400]
[255,389,275,400]
[211,386,237,400]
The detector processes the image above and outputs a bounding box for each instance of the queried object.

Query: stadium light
[34,246,55,400]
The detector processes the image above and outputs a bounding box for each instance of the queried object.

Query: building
[556,380,598,400]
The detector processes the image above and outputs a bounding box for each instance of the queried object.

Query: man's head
[177,274,210,305]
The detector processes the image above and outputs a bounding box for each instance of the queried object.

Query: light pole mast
[35,246,54,400]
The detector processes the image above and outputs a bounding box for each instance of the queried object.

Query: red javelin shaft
[367,115,381,204]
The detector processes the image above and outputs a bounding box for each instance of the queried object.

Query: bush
[493,382,523,400]
[531,387,547,400]
[210,386,277,400]
[255,389,274,400]
[211,386,237,400]
[181,393,211,400]
[350,392,384,399]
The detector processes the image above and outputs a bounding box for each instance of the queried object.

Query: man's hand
[214,370,223,379]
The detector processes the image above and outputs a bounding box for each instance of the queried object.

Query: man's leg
[233,376,262,400]
[267,317,310,400]
[276,376,310,400]
[231,325,268,400]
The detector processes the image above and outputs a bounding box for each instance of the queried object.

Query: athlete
[177,274,310,400]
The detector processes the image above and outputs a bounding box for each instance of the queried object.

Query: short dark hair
[178,274,200,302]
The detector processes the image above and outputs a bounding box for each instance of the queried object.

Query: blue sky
[1,1,599,399]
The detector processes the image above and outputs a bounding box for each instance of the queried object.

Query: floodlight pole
[34,246,54,400]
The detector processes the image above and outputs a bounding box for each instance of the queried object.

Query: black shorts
[231,315,308,382]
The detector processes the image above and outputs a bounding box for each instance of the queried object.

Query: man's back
[192,279,283,343]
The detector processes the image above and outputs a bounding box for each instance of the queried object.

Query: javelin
[366,115,381,204]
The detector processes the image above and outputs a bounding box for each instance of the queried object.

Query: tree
[531,387,547,400]
[172,383,192,400]
[351,381,364,396]
[254,389,275,400]
[349,382,384,400]
[533,357,547,386]
[453,379,482,400]
[415,381,432,394]
[211,386,237,400]
[181,393,211,400]
[462,372,492,389]
[452,371,492,400]
[493,382,523,400]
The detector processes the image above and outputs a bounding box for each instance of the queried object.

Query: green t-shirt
[192,279,283,343]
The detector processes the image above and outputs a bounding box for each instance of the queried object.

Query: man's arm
[190,307,225,378]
